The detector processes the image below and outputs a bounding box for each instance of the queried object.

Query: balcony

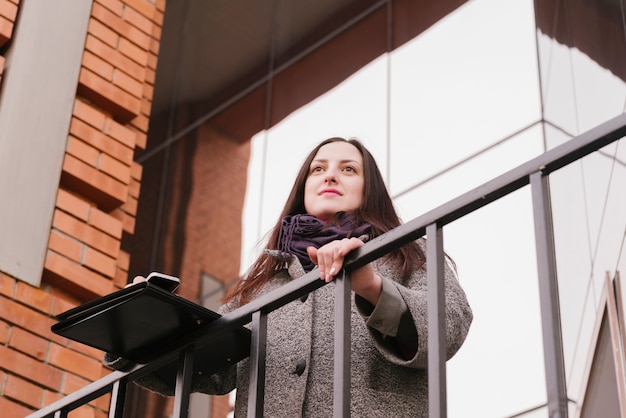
[27,112,626,418]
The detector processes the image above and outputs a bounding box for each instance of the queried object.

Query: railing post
[530,171,568,417]
[334,270,351,417]
[426,223,447,418]
[108,380,127,418]
[172,345,195,418]
[248,310,268,417]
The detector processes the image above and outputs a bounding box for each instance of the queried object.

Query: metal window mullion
[248,310,268,418]
[426,223,447,418]
[530,171,568,417]
[172,345,195,418]
[334,270,351,417]
[108,380,127,418]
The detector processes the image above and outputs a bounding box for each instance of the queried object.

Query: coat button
[292,359,306,376]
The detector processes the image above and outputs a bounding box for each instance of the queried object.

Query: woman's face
[304,141,365,219]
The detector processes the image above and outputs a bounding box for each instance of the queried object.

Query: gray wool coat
[114,240,473,417]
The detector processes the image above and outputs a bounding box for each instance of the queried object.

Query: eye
[310,165,324,174]
[343,165,357,173]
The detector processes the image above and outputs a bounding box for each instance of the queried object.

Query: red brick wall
[0,0,166,416]
[0,0,18,84]
[121,114,251,417]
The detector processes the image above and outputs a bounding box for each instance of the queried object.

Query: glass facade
[133,0,626,416]
[240,0,626,416]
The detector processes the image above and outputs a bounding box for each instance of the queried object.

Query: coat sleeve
[357,250,473,369]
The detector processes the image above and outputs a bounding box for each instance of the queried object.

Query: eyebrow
[311,158,361,165]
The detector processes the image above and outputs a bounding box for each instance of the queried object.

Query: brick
[0,296,56,339]
[91,393,111,418]
[144,66,155,85]
[70,117,134,165]
[104,118,136,148]
[151,23,162,44]
[0,15,13,47]
[87,17,119,49]
[120,194,137,216]
[65,404,97,418]
[52,209,121,257]
[146,48,158,70]
[96,0,124,16]
[41,390,63,410]
[78,67,141,123]
[0,0,19,20]
[123,2,155,34]
[140,96,152,116]
[0,395,34,418]
[92,2,151,50]
[61,153,128,211]
[117,249,130,272]
[15,281,53,314]
[125,0,156,20]
[83,247,117,278]
[9,327,48,361]
[48,343,103,381]
[74,99,107,131]
[85,34,146,82]
[67,338,104,360]
[130,161,143,180]
[142,81,154,101]
[110,208,135,235]
[149,36,160,56]
[0,272,16,297]
[133,129,147,149]
[118,36,148,66]
[112,68,143,98]
[82,50,115,81]
[56,188,91,221]
[113,266,128,288]
[131,112,149,132]
[0,320,9,344]
[44,251,116,300]
[88,207,123,239]
[5,374,45,408]
[0,345,63,391]
[48,230,83,263]
[98,153,131,184]
[67,136,100,167]
[51,293,79,318]
[63,371,91,394]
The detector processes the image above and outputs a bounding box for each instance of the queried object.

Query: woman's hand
[307,238,382,305]
[125,275,147,288]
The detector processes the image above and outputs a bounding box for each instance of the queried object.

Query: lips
[320,188,341,196]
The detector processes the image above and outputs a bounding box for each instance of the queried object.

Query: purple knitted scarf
[277,212,371,272]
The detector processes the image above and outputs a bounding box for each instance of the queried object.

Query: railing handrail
[27,111,626,418]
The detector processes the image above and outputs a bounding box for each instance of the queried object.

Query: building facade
[0,1,624,417]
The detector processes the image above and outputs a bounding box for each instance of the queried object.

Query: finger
[133,275,147,284]
[338,237,364,257]
[125,275,146,288]
[325,247,345,282]
[306,246,318,265]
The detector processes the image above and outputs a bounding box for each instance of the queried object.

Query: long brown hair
[225,137,425,305]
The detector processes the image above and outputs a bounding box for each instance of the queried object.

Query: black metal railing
[27,112,626,418]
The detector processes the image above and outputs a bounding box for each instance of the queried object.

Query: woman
[110,137,473,417]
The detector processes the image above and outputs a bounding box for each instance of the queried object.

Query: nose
[324,172,337,184]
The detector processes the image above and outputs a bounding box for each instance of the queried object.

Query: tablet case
[52,282,250,384]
